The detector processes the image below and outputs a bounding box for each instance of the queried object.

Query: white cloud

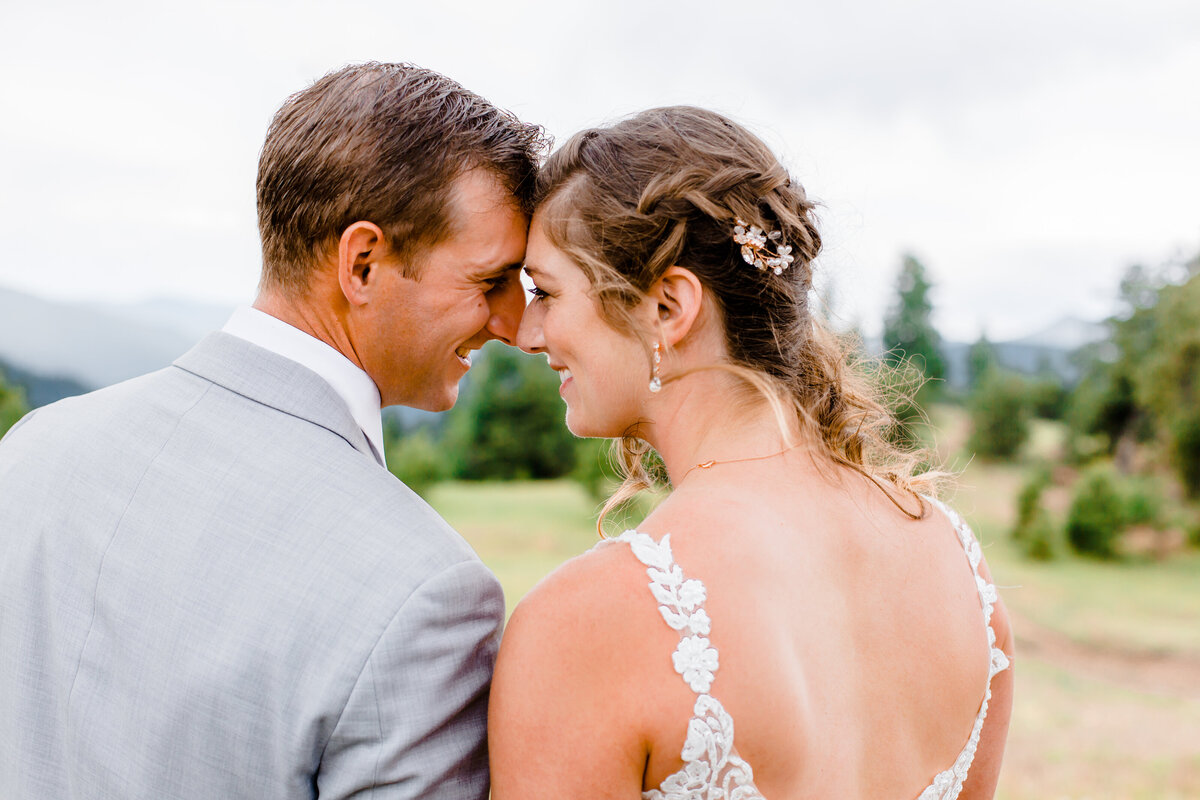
[1,0,1197,340]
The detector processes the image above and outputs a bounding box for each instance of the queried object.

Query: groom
[0,63,545,799]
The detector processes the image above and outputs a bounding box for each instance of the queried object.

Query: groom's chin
[419,388,459,414]
[387,383,459,414]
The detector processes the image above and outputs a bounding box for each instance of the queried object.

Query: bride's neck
[642,373,800,488]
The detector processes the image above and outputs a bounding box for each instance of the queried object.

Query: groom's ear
[337,221,387,306]
[648,266,704,346]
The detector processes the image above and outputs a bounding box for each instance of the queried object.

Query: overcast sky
[1,0,1197,341]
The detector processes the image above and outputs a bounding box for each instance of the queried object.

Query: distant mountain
[1008,316,1109,351]
[942,316,1108,389]
[80,297,236,343]
[866,316,1108,390]
[0,288,234,403]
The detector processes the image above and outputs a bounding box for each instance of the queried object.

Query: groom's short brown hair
[256,62,547,290]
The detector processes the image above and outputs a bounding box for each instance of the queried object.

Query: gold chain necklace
[676,443,800,485]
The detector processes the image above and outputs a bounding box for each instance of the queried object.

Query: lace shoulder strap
[607,530,763,800]
[925,498,1011,680]
[611,530,718,691]
[917,499,1012,800]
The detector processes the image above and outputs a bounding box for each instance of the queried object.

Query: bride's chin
[564,408,601,439]
[563,410,587,438]
[565,412,628,441]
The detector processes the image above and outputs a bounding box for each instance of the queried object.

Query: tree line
[5,247,1197,562]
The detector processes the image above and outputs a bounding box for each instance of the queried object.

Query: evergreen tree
[882,254,946,392]
[442,342,577,480]
[966,333,997,391]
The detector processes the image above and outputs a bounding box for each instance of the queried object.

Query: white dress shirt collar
[221,306,385,467]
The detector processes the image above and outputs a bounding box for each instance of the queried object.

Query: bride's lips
[551,364,572,395]
[455,346,472,368]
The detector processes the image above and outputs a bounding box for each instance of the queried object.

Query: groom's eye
[481,270,516,292]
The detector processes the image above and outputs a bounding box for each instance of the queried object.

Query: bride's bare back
[489,461,1014,799]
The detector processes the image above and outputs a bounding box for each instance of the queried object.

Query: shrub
[1066,466,1125,558]
[386,429,445,500]
[1028,377,1068,420]
[1012,466,1058,560]
[1012,466,1051,534]
[1121,476,1165,527]
[967,370,1031,460]
[1023,508,1059,561]
[1169,414,1200,499]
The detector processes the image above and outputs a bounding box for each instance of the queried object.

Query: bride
[488,107,1013,799]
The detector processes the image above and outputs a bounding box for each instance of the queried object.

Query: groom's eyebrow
[471,262,523,280]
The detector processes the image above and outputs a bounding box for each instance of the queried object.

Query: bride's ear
[649,266,704,346]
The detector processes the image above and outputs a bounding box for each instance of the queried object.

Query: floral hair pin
[733,218,794,275]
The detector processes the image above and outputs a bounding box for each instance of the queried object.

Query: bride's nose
[516,303,546,354]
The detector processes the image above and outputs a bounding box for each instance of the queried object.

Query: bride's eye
[527,286,549,300]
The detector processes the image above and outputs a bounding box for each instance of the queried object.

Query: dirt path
[1012,609,1200,700]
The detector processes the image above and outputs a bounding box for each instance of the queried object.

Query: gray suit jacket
[0,332,504,799]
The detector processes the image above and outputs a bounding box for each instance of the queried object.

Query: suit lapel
[173,332,377,461]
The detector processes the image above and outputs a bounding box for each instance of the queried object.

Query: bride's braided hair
[535,107,940,524]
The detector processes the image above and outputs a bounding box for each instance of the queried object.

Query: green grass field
[423,410,1200,799]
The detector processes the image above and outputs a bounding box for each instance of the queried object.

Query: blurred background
[1,1,1198,797]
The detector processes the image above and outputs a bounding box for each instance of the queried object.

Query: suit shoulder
[0,368,202,460]
[343,466,482,567]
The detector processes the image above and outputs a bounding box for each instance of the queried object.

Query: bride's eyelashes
[527,286,550,301]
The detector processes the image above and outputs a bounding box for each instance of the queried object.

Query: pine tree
[967,333,997,391]
[882,254,946,390]
[442,342,578,480]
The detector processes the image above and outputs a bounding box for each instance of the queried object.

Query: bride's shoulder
[491,532,675,755]
[498,489,744,664]
[501,531,671,661]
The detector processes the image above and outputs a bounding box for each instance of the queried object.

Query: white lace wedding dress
[601,498,1010,800]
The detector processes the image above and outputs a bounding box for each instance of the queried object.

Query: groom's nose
[484,273,526,345]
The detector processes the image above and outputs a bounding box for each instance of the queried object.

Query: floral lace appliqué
[614,530,763,800]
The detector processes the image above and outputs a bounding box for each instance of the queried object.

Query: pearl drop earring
[649,342,663,393]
